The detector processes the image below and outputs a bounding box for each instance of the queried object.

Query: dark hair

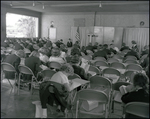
[133,73,149,93]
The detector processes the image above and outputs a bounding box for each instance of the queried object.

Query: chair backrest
[18,65,35,76]
[110,62,125,69]
[124,102,149,118]
[89,75,112,89]
[121,49,130,54]
[126,64,143,71]
[102,68,121,76]
[68,73,81,80]
[77,89,108,102]
[125,55,137,60]
[94,57,106,62]
[94,61,109,67]
[113,54,123,59]
[107,58,119,63]
[82,55,92,60]
[1,62,16,72]
[113,81,131,91]
[48,61,61,70]
[86,50,94,55]
[88,65,101,75]
[124,59,138,64]
[124,70,135,82]
[40,69,56,79]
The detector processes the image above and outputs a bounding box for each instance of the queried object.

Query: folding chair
[1,62,17,88]
[123,102,149,118]
[124,55,137,60]
[48,61,61,71]
[18,65,39,95]
[76,89,109,118]
[110,62,125,69]
[110,81,131,115]
[113,54,123,60]
[88,65,101,75]
[124,59,138,64]
[82,55,92,60]
[126,64,143,71]
[94,61,109,68]
[40,69,56,80]
[68,73,81,80]
[94,57,107,62]
[107,58,119,64]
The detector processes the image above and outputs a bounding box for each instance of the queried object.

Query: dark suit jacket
[26,44,34,52]
[110,48,117,54]
[67,41,73,47]
[140,56,149,69]
[72,65,87,80]
[93,50,107,60]
[103,48,111,55]
[86,46,94,52]
[124,50,140,60]
[25,56,42,76]
[120,46,130,51]
[14,42,23,50]
[71,48,81,56]
[3,54,21,78]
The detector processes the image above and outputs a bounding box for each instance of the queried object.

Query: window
[6,13,38,38]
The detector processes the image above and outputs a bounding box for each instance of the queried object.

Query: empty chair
[121,49,130,54]
[76,89,109,118]
[124,59,138,64]
[94,61,109,67]
[94,57,107,62]
[123,70,135,82]
[110,62,125,69]
[48,61,61,71]
[126,64,143,71]
[1,62,17,88]
[18,65,39,95]
[113,54,123,60]
[88,65,101,75]
[110,81,131,115]
[68,73,81,80]
[124,55,137,60]
[82,55,92,60]
[123,102,149,118]
[107,58,119,63]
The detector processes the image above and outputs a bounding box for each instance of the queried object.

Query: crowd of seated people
[1,37,149,117]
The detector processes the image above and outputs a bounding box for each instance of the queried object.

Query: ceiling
[1,1,149,13]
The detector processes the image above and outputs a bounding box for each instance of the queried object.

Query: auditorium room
[1,1,149,118]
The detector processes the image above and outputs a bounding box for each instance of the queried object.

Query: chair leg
[31,77,33,95]
[7,79,13,88]
[75,100,79,118]
[18,74,21,95]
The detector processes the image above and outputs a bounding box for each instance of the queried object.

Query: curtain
[123,28,149,53]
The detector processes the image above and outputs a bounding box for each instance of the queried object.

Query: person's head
[38,47,48,56]
[60,39,63,43]
[70,54,81,65]
[60,63,74,76]
[68,38,71,41]
[51,47,60,56]
[133,73,149,91]
[103,44,108,49]
[88,42,92,46]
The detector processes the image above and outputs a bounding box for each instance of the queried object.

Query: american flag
[75,26,80,41]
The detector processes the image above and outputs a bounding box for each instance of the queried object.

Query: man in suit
[131,40,139,52]
[67,38,73,48]
[86,42,94,52]
[14,39,24,50]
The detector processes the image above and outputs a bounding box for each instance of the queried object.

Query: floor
[1,78,123,118]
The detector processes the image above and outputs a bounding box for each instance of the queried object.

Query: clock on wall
[140,21,144,26]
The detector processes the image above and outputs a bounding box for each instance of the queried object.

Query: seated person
[81,46,87,55]
[67,38,73,48]
[74,40,80,49]
[92,42,99,51]
[120,43,130,51]
[140,45,149,57]
[124,47,140,60]
[93,45,107,60]
[109,43,117,54]
[140,53,149,69]
[38,47,49,66]
[131,40,139,52]
[70,45,81,56]
[121,73,149,118]
[103,44,111,55]
[70,54,88,80]
[85,42,94,53]
[49,47,66,64]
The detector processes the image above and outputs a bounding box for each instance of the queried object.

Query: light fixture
[42,4,45,9]
[33,1,35,6]
[10,1,13,7]
[99,1,102,7]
